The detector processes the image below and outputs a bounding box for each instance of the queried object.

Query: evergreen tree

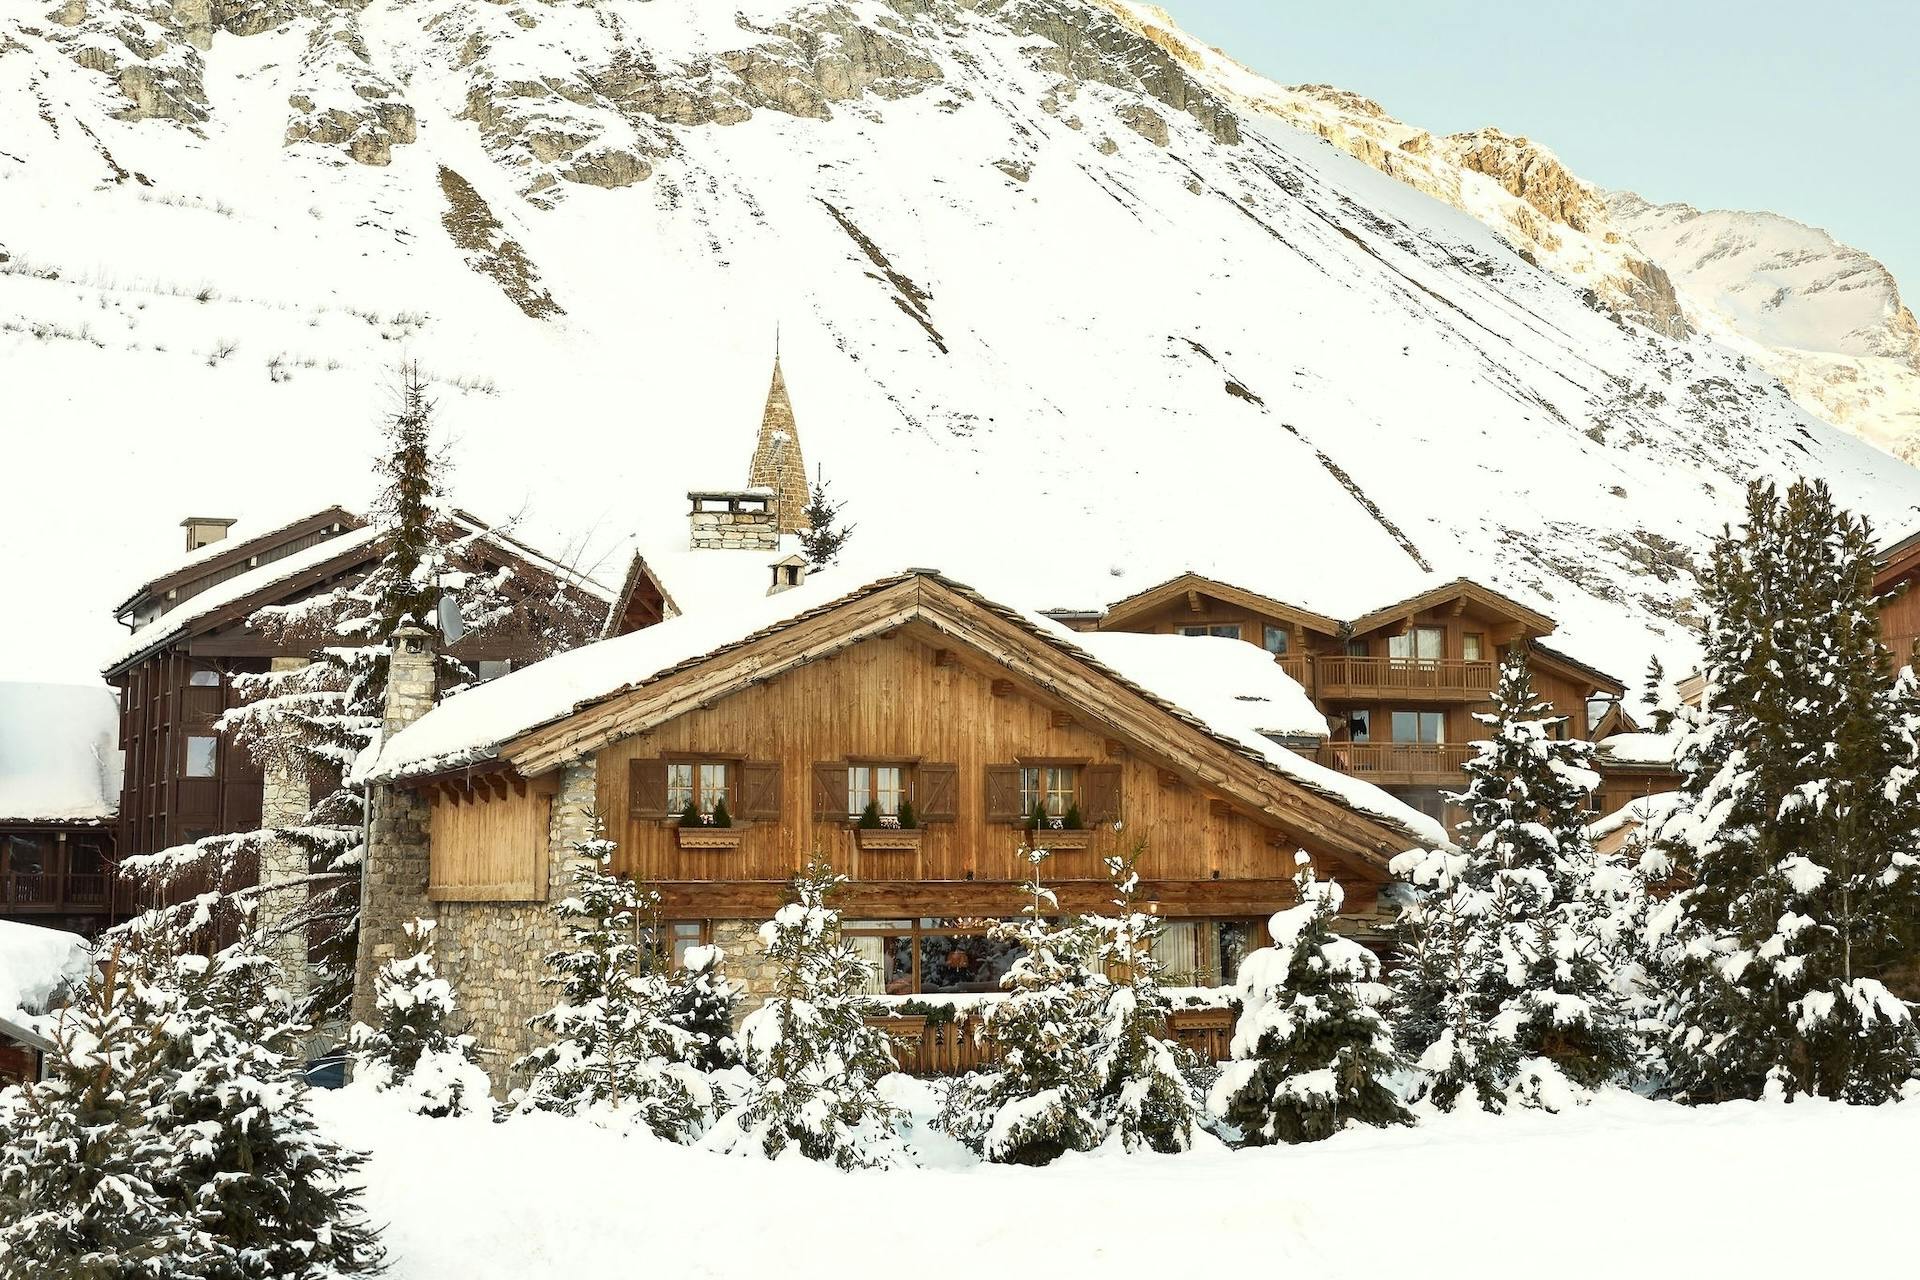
[1652,479,1920,1103]
[349,916,491,1117]
[121,362,600,1028]
[149,939,384,1279]
[0,943,205,1279]
[1083,846,1206,1154]
[1211,854,1412,1144]
[797,469,854,568]
[515,831,706,1139]
[716,858,901,1168]
[665,943,741,1072]
[939,849,1107,1164]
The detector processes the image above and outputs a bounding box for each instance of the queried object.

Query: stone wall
[710,919,778,1011]
[688,505,779,551]
[436,760,598,1096]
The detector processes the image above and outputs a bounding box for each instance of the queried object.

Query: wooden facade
[0,820,128,936]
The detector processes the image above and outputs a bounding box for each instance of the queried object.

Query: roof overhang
[1346,577,1555,638]
[1099,573,1343,637]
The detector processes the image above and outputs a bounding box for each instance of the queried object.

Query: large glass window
[1389,626,1445,661]
[846,919,1027,995]
[1390,711,1446,744]
[666,760,730,816]
[1462,633,1485,662]
[1018,765,1079,820]
[847,764,906,820]
[1263,626,1290,655]
[1178,624,1241,639]
[1347,710,1372,742]
[188,669,221,687]
[184,735,218,777]
[1218,920,1261,985]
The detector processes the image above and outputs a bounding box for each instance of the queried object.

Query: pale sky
[1159,1,1920,299]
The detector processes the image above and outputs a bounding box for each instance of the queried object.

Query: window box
[676,824,747,851]
[1028,827,1093,850]
[856,827,923,852]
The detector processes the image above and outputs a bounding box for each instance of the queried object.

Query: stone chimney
[351,623,439,1029]
[688,490,779,552]
[748,356,811,535]
[767,553,810,596]
[181,516,238,552]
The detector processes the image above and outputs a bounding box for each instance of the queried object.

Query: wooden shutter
[737,761,782,822]
[629,759,668,818]
[1080,764,1123,824]
[917,763,959,822]
[812,762,850,820]
[983,764,1023,823]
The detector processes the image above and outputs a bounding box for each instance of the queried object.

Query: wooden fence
[866,1005,1238,1077]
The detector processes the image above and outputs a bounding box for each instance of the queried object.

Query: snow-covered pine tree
[718,858,900,1168]
[515,830,705,1139]
[1082,846,1206,1153]
[150,938,384,1278]
[1652,479,1920,1103]
[349,916,491,1117]
[1210,854,1411,1144]
[797,468,854,568]
[939,848,1107,1164]
[122,363,600,1028]
[0,941,206,1279]
[666,943,741,1072]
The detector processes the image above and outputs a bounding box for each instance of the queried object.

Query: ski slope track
[4,0,1919,694]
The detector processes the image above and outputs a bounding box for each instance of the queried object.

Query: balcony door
[1388,626,1445,664]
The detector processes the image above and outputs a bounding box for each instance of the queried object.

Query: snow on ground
[314,1084,1920,1279]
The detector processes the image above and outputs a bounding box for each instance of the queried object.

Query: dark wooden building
[0,682,127,936]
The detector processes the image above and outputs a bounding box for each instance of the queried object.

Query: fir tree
[515,831,706,1139]
[1083,845,1206,1153]
[149,939,385,1279]
[717,858,901,1168]
[665,944,741,1073]
[0,942,205,1279]
[349,916,491,1117]
[797,468,854,568]
[1652,479,1920,1103]
[122,363,600,1028]
[939,849,1106,1164]
[1211,854,1412,1144]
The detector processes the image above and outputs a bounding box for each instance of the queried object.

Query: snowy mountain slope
[1606,193,1920,461]
[4,0,1919,696]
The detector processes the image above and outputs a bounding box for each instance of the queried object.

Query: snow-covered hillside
[5,0,1920,690]
[1607,193,1920,461]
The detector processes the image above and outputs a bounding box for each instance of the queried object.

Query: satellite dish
[436,594,466,644]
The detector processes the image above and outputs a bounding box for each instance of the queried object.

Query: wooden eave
[1875,527,1920,593]
[1099,573,1342,637]
[600,551,682,639]
[113,506,365,616]
[1345,577,1554,638]
[500,573,1436,873]
[1529,640,1625,696]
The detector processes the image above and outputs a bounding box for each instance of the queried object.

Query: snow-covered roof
[1588,790,1683,842]
[0,920,92,1027]
[1595,731,1681,768]
[637,539,806,620]
[375,564,1446,848]
[102,524,384,673]
[0,682,121,823]
[111,504,361,617]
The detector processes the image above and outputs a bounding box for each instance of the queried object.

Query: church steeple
[748,351,811,535]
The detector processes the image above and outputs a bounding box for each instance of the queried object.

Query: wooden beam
[1186,589,1203,613]
[934,648,957,667]
[1050,710,1073,729]
[990,678,1015,699]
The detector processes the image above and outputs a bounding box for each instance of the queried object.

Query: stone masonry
[259,656,319,1047]
[435,760,598,1095]
[349,625,438,1030]
[687,492,780,551]
[747,355,811,535]
[711,919,780,1010]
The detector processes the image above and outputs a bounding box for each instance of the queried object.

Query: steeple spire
[749,347,810,535]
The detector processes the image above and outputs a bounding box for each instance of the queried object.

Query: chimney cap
[179,516,239,529]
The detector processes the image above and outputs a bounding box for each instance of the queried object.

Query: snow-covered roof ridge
[0,920,93,1028]
[1595,731,1681,768]
[110,504,364,617]
[374,565,1446,848]
[0,682,122,823]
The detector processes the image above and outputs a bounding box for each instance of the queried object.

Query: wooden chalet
[1087,572,1632,820]
[0,682,128,936]
[1876,525,1920,665]
[100,506,613,910]
[358,566,1447,1079]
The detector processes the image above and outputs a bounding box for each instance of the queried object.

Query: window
[1462,633,1485,662]
[1263,626,1290,655]
[1390,711,1445,744]
[847,764,906,819]
[1346,638,1370,657]
[476,660,512,683]
[1389,626,1445,661]
[1019,765,1079,819]
[184,735,218,777]
[1218,920,1262,985]
[1150,921,1206,985]
[661,921,709,970]
[666,760,730,816]
[1393,788,1450,822]
[188,669,221,687]
[1347,710,1371,742]
[1178,624,1241,640]
[845,919,1028,996]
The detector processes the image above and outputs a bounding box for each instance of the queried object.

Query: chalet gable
[1343,577,1554,644]
[1099,573,1343,639]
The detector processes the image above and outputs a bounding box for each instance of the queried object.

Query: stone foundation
[711,919,778,1012]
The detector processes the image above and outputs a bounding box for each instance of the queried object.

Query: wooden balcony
[1,870,125,915]
[864,1006,1236,1077]
[1310,656,1496,701]
[1314,741,1475,785]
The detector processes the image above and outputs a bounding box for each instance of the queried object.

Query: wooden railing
[1,870,121,910]
[1315,741,1474,779]
[1311,656,1496,696]
[865,1006,1238,1077]
[1276,653,1311,688]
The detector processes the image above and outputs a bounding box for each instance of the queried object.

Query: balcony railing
[865,1007,1236,1077]
[1,870,124,912]
[1311,656,1496,698]
[1315,741,1475,781]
